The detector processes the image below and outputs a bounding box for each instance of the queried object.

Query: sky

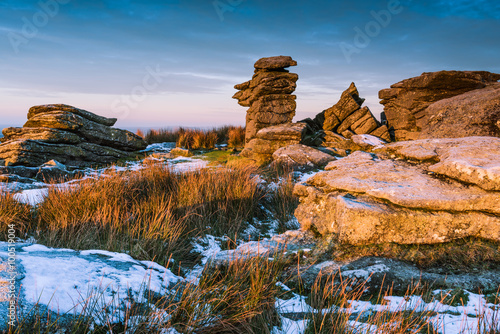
[1,0,499,130]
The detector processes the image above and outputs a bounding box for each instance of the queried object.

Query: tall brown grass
[4,164,264,267]
[136,128,145,138]
[267,171,300,233]
[227,126,245,148]
[142,125,245,147]
[163,256,284,333]
[0,191,32,239]
[177,129,218,150]
[143,127,186,144]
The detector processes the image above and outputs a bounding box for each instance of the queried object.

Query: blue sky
[1,0,499,129]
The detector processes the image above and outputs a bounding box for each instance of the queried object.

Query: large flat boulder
[294,137,500,245]
[28,104,117,126]
[240,123,309,161]
[376,136,500,191]
[24,110,146,152]
[0,139,133,167]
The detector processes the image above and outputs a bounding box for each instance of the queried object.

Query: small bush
[144,127,186,144]
[227,126,245,148]
[136,128,145,138]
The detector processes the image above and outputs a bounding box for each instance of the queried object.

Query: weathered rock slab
[296,257,500,297]
[272,144,336,170]
[254,55,297,70]
[28,104,117,126]
[294,139,500,245]
[1,127,82,144]
[24,110,146,152]
[379,71,500,141]
[376,136,500,191]
[0,140,133,167]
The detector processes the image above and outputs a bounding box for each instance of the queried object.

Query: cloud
[0,0,499,127]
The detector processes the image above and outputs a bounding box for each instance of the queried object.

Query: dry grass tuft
[227,126,245,148]
[164,256,285,333]
[0,191,32,239]
[144,127,186,144]
[9,165,264,267]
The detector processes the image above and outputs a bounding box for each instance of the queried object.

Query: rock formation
[0,104,147,167]
[379,71,500,141]
[418,82,500,139]
[233,57,394,163]
[294,136,500,245]
[308,83,391,144]
[233,55,298,143]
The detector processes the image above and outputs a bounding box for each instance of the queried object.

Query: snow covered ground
[0,241,181,329]
[2,236,499,333]
[3,142,209,206]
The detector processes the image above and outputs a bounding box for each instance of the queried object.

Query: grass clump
[425,288,470,307]
[20,164,263,267]
[227,126,245,148]
[266,171,300,234]
[304,273,440,334]
[165,256,284,333]
[0,191,32,239]
[177,129,218,150]
[141,125,245,148]
[142,127,186,144]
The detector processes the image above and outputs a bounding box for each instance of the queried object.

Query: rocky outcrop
[0,104,147,167]
[293,137,500,245]
[418,82,500,139]
[379,71,500,141]
[233,56,298,143]
[313,83,391,143]
[239,122,309,161]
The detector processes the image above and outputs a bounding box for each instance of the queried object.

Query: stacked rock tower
[233,56,298,143]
